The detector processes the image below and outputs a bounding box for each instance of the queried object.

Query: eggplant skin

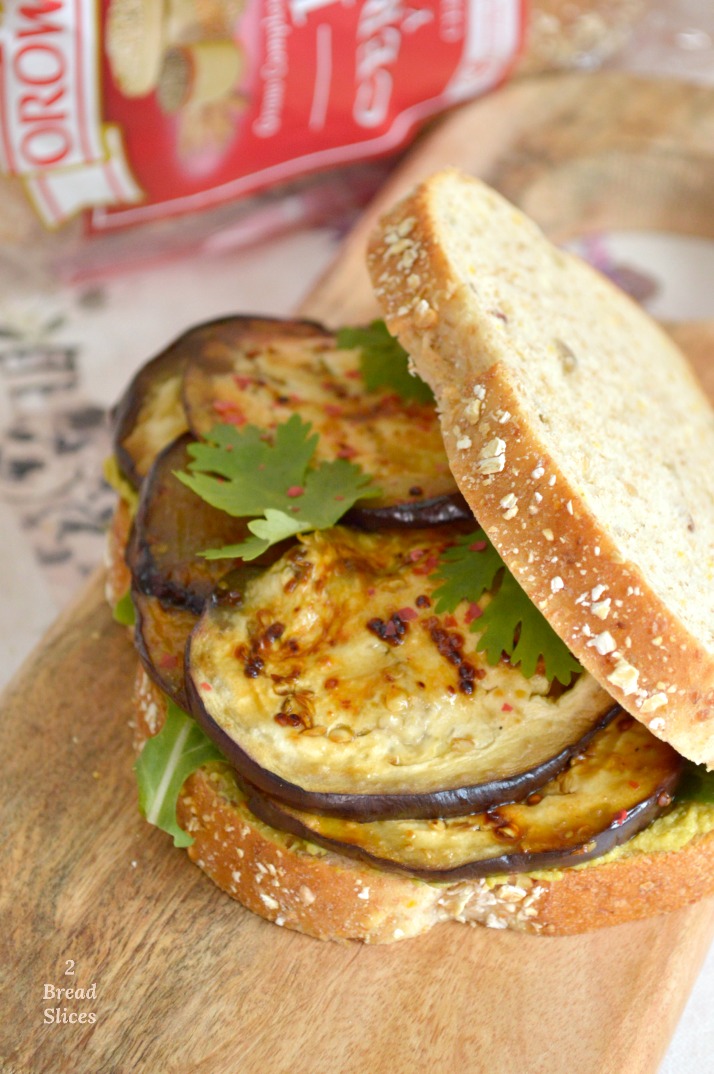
[112,338,189,488]
[132,589,197,712]
[344,491,472,531]
[126,434,275,614]
[114,315,322,488]
[244,717,684,881]
[186,664,620,820]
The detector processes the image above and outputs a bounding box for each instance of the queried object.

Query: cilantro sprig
[175,414,381,560]
[431,531,582,686]
[135,700,225,847]
[337,320,434,405]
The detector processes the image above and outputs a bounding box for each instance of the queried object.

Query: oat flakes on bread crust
[367,169,714,769]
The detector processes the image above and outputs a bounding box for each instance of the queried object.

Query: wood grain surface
[3,73,714,1074]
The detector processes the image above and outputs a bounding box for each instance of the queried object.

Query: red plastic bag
[1,0,525,233]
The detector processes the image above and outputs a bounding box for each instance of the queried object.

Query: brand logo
[0,0,141,226]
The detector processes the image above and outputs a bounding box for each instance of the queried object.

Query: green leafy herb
[337,320,434,405]
[432,531,582,685]
[134,700,225,847]
[175,414,381,560]
[103,454,138,510]
[112,589,136,627]
[676,762,714,804]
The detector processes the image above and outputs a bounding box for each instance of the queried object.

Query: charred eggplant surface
[132,590,198,712]
[127,434,285,613]
[247,714,683,879]
[188,526,616,819]
[113,334,191,487]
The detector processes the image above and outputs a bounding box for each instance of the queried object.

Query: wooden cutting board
[4,73,714,1074]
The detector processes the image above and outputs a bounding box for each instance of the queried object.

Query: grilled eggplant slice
[133,590,198,711]
[180,315,470,524]
[246,714,683,879]
[187,526,616,819]
[126,433,283,613]
[113,333,191,487]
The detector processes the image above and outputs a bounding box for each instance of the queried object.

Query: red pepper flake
[334,494,344,501]
[367,587,376,596]
[200,682,212,691]
[325,404,343,417]
[346,369,361,379]
[213,399,246,426]
[501,703,513,712]
[233,375,253,389]
[628,780,640,789]
[465,602,482,624]
[612,809,629,827]
[470,540,488,552]
[444,614,458,628]
[396,607,418,621]
[408,548,425,562]
[337,445,357,459]
[159,654,179,669]
[413,553,439,576]
[286,485,304,498]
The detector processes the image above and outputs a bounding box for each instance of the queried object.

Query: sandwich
[106,172,714,943]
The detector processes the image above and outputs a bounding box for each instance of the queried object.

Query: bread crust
[366,169,714,767]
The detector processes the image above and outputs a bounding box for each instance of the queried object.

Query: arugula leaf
[676,762,714,804]
[134,701,225,847]
[175,414,381,560]
[432,531,582,685]
[337,320,434,405]
[112,589,136,627]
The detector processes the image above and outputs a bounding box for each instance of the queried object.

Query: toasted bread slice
[367,169,714,768]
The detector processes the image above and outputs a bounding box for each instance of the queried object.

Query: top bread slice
[367,169,714,768]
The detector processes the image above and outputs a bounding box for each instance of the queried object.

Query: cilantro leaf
[175,415,381,560]
[176,416,317,518]
[432,535,503,613]
[676,762,714,804]
[432,531,582,685]
[202,509,309,561]
[337,320,434,404]
[134,700,225,847]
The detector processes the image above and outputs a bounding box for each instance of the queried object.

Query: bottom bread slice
[134,668,714,943]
